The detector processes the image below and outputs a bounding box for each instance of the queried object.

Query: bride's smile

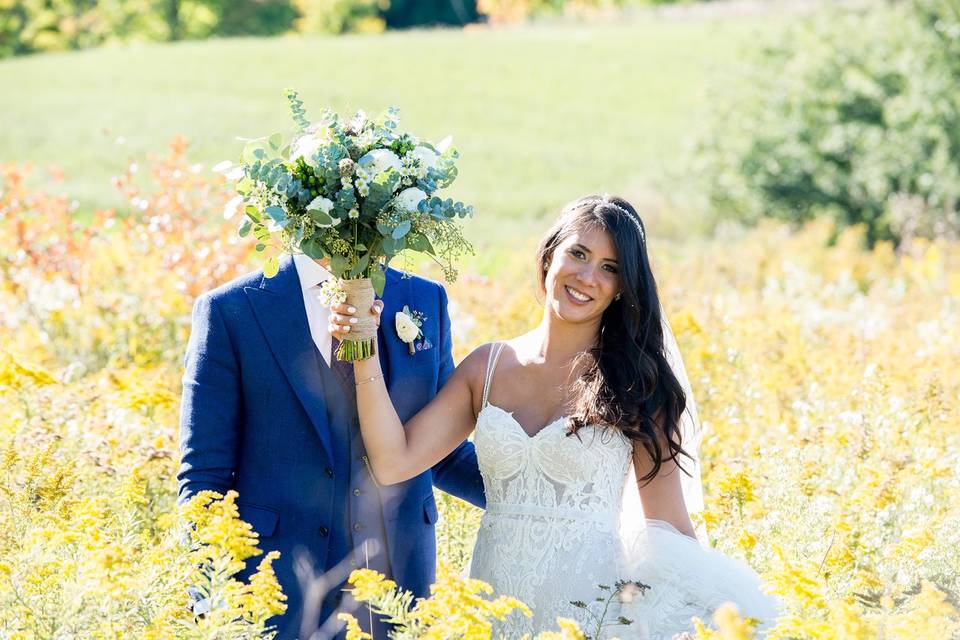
[545,226,621,324]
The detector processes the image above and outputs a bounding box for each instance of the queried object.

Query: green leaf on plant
[302,236,324,259]
[392,220,412,239]
[350,254,370,278]
[371,269,386,296]
[265,206,286,223]
[309,209,333,226]
[330,254,348,277]
[264,256,280,278]
[362,169,401,218]
[406,233,434,254]
[383,235,405,255]
[239,220,252,237]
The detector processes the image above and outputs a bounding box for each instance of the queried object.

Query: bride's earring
[614,292,622,301]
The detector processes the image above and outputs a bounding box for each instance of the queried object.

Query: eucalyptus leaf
[383,235,406,255]
[265,206,286,224]
[238,220,252,237]
[245,205,262,223]
[392,220,412,239]
[309,209,334,226]
[350,254,370,278]
[268,132,283,150]
[302,236,324,259]
[406,233,434,254]
[330,254,348,277]
[371,269,386,296]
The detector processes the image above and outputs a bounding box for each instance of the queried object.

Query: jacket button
[319,526,329,536]
[353,522,363,532]
[325,467,334,478]
[353,489,361,497]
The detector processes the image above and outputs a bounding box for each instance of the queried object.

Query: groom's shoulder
[195,266,265,308]
[386,267,448,302]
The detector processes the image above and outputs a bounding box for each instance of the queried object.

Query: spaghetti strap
[481,342,505,409]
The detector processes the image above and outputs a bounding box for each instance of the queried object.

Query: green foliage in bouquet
[224,89,474,297]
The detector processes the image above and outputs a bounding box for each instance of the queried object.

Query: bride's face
[544,225,620,324]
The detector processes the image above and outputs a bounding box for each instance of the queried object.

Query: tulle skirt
[617,519,782,639]
[470,514,782,639]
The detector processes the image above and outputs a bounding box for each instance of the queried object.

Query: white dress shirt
[292,253,334,366]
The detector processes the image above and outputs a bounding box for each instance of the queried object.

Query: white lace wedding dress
[468,343,781,639]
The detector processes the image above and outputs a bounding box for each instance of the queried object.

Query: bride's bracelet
[355,373,384,387]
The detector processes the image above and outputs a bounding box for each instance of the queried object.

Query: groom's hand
[328,300,384,341]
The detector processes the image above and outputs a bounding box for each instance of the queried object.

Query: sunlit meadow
[1,144,958,637]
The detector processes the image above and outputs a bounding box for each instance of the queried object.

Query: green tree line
[0,0,483,57]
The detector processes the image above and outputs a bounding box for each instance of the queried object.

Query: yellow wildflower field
[1,149,958,638]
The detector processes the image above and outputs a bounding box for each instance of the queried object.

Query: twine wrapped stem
[336,278,378,361]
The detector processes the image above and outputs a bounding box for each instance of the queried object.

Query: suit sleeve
[429,283,486,508]
[177,293,242,504]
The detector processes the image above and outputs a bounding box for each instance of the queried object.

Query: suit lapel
[244,255,333,464]
[377,267,406,392]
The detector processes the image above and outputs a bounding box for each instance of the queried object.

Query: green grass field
[1,15,780,245]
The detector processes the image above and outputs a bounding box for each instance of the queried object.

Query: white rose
[358,148,402,176]
[291,134,323,166]
[395,187,427,213]
[409,146,440,173]
[395,312,420,344]
[306,195,334,214]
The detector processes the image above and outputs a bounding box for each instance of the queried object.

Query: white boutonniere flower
[395,305,426,355]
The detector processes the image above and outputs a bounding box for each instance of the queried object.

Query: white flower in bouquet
[409,146,440,177]
[291,133,323,166]
[395,311,421,344]
[306,195,334,214]
[395,187,427,213]
[359,148,402,177]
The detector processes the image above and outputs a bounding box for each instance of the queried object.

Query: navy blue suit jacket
[177,255,485,620]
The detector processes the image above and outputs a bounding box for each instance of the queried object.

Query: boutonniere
[395,305,428,355]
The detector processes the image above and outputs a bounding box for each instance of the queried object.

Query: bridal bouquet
[219,90,474,361]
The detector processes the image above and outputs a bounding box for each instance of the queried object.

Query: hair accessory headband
[598,199,646,243]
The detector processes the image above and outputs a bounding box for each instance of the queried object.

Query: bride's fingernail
[349,318,358,324]
[344,326,351,332]
[347,306,356,314]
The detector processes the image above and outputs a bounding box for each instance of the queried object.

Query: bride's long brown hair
[536,195,695,485]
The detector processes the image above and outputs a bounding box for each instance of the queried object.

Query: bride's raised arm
[330,300,485,485]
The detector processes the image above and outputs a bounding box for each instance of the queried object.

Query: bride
[329,195,781,638]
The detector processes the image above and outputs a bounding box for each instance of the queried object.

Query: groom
[177,253,486,639]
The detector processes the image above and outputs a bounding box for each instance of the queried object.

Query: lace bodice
[474,403,633,524]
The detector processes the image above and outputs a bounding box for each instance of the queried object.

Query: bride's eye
[569,249,586,260]
[603,264,618,274]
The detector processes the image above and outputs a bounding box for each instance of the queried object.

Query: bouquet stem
[336,277,378,362]
[336,338,376,362]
